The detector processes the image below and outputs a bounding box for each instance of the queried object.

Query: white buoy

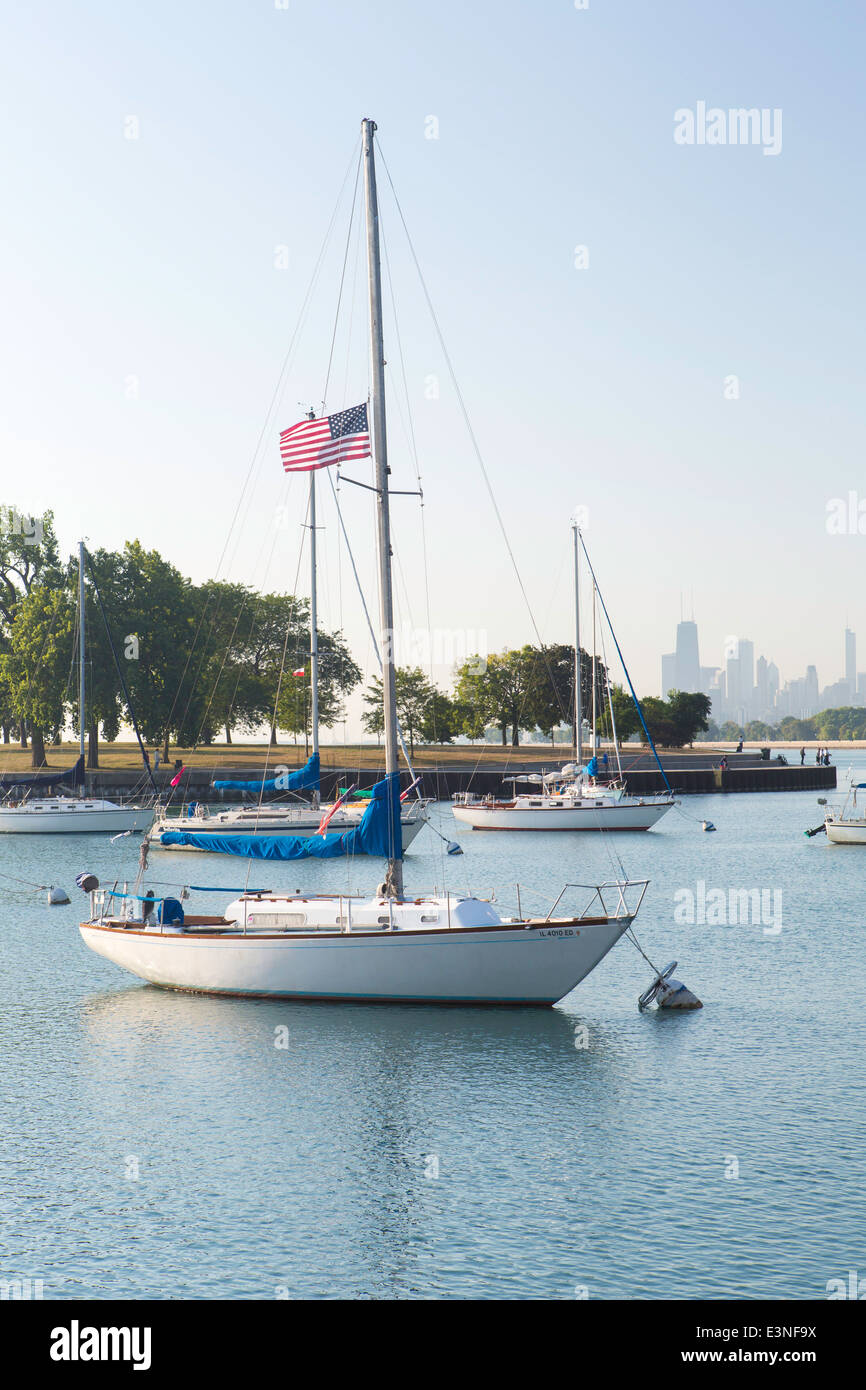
[47,885,70,905]
[638,959,702,1011]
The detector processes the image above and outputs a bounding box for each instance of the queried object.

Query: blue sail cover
[159,771,402,860]
[584,756,599,778]
[212,752,320,794]
[0,754,85,791]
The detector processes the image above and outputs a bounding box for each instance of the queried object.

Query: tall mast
[78,540,86,761]
[307,445,320,806]
[362,116,402,897]
[591,580,598,757]
[572,523,581,764]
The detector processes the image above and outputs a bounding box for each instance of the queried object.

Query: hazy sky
[2,1,865,737]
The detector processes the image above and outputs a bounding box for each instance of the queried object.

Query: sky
[2,0,865,737]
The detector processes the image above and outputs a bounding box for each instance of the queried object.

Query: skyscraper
[674,620,701,693]
[845,628,856,693]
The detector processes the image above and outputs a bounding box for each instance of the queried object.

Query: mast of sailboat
[78,540,86,762]
[307,434,320,807]
[572,523,581,764]
[362,116,402,898]
[591,580,598,756]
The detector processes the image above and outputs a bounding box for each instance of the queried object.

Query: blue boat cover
[212,752,320,794]
[0,753,85,791]
[159,771,402,861]
[584,756,599,777]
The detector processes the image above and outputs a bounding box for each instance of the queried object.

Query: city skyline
[661,615,864,723]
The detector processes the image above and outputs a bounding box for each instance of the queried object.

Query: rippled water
[2,762,865,1299]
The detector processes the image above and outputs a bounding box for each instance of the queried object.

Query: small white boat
[825,782,866,843]
[0,796,153,835]
[79,878,648,1005]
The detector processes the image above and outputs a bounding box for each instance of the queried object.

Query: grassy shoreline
[1,738,863,773]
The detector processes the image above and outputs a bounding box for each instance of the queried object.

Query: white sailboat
[79,118,650,1004]
[147,419,430,855]
[452,525,675,833]
[824,781,866,843]
[0,543,154,835]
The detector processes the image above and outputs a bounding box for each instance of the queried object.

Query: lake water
[2,761,865,1300]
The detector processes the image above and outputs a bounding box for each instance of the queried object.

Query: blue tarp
[159,771,402,861]
[584,756,599,777]
[1,753,85,791]
[212,752,320,794]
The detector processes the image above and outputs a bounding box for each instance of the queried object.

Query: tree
[1,582,75,767]
[719,720,745,741]
[607,683,641,742]
[275,629,361,750]
[362,666,439,756]
[0,505,61,747]
[666,691,712,746]
[114,541,199,761]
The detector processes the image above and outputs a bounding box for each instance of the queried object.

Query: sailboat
[0,544,154,835]
[145,455,429,855]
[823,780,866,843]
[451,525,675,832]
[78,118,650,1004]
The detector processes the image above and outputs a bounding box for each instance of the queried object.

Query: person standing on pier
[800,746,806,765]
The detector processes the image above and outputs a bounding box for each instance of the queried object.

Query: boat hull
[78,915,631,1005]
[451,801,673,831]
[825,819,866,844]
[149,812,425,852]
[0,804,153,834]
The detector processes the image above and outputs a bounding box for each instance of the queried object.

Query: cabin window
[249,911,306,927]
[529,800,542,807]
[420,914,439,923]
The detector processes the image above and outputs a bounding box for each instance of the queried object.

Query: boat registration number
[538,927,577,938]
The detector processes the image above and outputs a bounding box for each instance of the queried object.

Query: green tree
[0,506,61,747]
[1,582,75,767]
[362,666,439,756]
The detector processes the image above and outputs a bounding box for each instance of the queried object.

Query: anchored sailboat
[0,543,154,834]
[79,118,649,1003]
[452,525,675,832]
[147,418,430,855]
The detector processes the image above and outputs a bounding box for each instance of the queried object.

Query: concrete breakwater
[77,756,836,800]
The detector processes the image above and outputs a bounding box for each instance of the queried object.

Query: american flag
[279,404,370,473]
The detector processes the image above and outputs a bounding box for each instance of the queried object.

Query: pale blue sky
[2,0,865,730]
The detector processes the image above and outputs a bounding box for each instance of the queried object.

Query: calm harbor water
[2,763,865,1300]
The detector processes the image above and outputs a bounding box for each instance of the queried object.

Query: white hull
[452,800,674,831]
[825,819,866,844]
[79,913,632,1005]
[0,800,153,834]
[149,809,426,852]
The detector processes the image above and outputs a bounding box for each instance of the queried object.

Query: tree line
[1,506,712,769]
[0,511,359,767]
[707,710,866,742]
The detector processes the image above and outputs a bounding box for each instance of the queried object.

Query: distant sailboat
[0,544,154,835]
[79,118,649,1004]
[452,525,675,832]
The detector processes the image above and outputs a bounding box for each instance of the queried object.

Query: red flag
[292,668,305,677]
[280,404,370,473]
[318,784,355,836]
[170,766,185,787]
